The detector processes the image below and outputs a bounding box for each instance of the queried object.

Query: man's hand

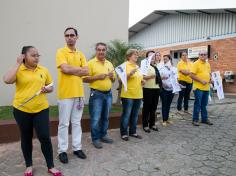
[201,80,207,85]
[108,71,114,79]
[95,74,107,80]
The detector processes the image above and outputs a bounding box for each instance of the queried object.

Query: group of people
[3,27,213,176]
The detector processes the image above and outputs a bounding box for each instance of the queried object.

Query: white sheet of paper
[115,63,127,91]
[211,71,224,100]
[140,53,155,75]
[170,68,181,93]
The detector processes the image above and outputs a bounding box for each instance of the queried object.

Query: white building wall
[130,13,236,48]
[0,0,129,106]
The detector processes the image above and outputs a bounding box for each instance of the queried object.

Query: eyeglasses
[31,54,41,58]
[199,54,207,56]
[96,49,106,52]
[65,34,76,38]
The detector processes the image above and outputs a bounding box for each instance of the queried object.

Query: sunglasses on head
[65,34,76,37]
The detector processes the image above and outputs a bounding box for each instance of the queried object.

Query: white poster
[140,53,155,75]
[115,63,127,91]
[211,71,224,100]
[170,67,181,93]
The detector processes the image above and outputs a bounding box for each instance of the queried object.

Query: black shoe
[143,127,151,133]
[192,121,200,126]
[150,126,159,131]
[59,152,68,164]
[201,120,213,125]
[129,134,142,139]
[73,150,87,159]
[121,135,129,141]
[101,136,113,144]
[93,140,103,149]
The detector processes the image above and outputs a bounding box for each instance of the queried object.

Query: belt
[91,88,111,94]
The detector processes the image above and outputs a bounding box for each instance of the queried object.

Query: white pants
[57,98,83,153]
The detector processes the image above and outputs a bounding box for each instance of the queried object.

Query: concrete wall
[0,0,129,106]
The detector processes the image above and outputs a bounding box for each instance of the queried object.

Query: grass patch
[0,105,122,120]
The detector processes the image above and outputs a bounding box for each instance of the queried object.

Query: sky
[129,0,236,27]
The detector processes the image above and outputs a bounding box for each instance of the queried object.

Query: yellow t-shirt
[87,57,115,91]
[143,66,160,89]
[56,46,87,99]
[191,59,211,91]
[13,64,53,113]
[120,61,143,99]
[177,60,193,83]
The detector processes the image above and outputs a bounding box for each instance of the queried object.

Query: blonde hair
[126,49,138,60]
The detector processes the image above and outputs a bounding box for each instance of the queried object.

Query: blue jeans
[160,89,174,122]
[89,89,112,141]
[120,98,142,136]
[193,89,209,122]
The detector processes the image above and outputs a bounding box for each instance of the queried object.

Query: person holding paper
[3,46,62,176]
[56,27,88,163]
[177,52,193,115]
[142,50,162,133]
[83,42,115,149]
[190,51,213,126]
[120,49,144,141]
[159,55,176,126]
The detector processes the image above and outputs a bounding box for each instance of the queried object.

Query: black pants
[142,88,160,128]
[160,89,174,122]
[177,82,192,111]
[13,108,54,169]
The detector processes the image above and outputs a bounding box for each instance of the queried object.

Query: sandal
[48,168,62,176]
[24,172,33,176]
[24,167,33,176]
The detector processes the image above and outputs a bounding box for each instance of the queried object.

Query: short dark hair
[146,50,155,57]
[163,54,173,64]
[95,42,107,50]
[180,51,188,58]
[64,27,78,36]
[21,46,34,54]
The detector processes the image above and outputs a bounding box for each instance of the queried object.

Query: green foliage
[106,39,143,67]
[0,105,122,120]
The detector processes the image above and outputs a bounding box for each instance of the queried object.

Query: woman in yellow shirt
[120,49,144,141]
[142,50,162,133]
[177,51,193,114]
[3,46,61,176]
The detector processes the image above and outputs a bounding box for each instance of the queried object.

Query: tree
[106,40,143,104]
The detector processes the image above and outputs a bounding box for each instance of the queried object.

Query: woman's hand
[16,54,25,65]
[130,69,137,76]
[141,79,146,86]
[41,85,53,93]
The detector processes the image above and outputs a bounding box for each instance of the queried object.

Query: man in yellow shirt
[56,27,89,163]
[190,51,213,126]
[177,51,193,115]
[83,42,115,149]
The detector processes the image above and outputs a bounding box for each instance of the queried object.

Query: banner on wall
[188,45,209,58]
